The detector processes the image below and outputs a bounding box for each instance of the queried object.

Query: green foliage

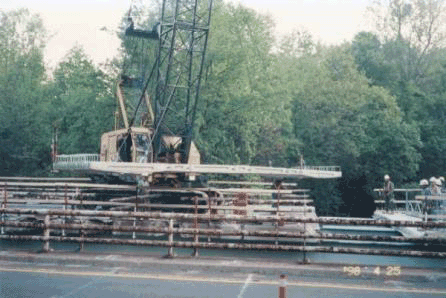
[0,9,50,175]
[197,1,294,166]
[2,2,446,218]
[286,45,421,215]
[50,46,115,154]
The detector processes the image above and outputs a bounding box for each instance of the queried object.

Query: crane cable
[114,0,139,162]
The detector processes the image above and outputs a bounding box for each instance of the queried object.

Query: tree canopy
[2,1,446,216]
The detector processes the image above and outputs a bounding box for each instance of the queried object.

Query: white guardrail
[53,154,341,178]
[54,154,100,171]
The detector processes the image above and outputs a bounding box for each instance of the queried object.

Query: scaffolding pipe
[1,221,445,244]
[0,234,444,258]
[2,208,446,228]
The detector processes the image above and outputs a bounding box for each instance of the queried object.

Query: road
[0,248,445,298]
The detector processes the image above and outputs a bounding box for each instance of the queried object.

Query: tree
[291,45,421,216]
[196,1,294,166]
[367,0,446,83]
[0,9,50,175]
[50,46,114,154]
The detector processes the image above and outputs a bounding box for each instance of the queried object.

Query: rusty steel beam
[212,188,298,195]
[2,221,445,244]
[110,190,210,202]
[0,177,91,182]
[208,180,300,187]
[6,198,313,207]
[6,193,95,197]
[2,208,446,228]
[248,199,313,205]
[0,182,135,189]
[415,195,446,201]
[0,208,317,218]
[4,199,129,206]
[0,234,443,258]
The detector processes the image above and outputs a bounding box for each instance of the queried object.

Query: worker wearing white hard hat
[433,178,445,214]
[420,179,429,186]
[440,177,446,193]
[420,179,431,197]
[430,177,440,195]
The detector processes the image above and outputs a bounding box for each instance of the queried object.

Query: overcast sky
[3,0,373,70]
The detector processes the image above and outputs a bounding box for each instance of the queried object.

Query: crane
[96,0,213,185]
[52,0,342,185]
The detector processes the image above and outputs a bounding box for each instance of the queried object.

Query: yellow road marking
[0,267,445,295]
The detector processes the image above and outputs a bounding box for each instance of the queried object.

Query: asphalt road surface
[0,249,445,298]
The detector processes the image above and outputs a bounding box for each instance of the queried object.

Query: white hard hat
[430,176,436,183]
[384,175,390,180]
[436,178,442,186]
[420,179,429,186]
[440,176,445,182]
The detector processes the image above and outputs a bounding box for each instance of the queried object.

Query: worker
[272,179,283,206]
[430,177,440,195]
[420,179,430,196]
[383,175,395,213]
[420,179,431,215]
[434,178,443,211]
[439,176,446,193]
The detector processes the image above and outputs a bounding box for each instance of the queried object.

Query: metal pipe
[2,221,444,244]
[42,215,50,253]
[167,219,174,257]
[279,274,287,298]
[3,183,7,208]
[2,208,445,228]
[0,181,135,190]
[193,196,199,257]
[0,184,4,235]
[0,234,444,258]
[2,200,314,213]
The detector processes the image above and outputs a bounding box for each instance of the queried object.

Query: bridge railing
[296,166,341,172]
[374,188,422,215]
[0,207,445,260]
[374,188,446,219]
[53,154,100,171]
[52,153,341,179]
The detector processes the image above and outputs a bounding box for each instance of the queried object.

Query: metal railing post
[208,195,212,242]
[405,190,409,213]
[278,274,287,298]
[42,214,51,253]
[79,192,84,252]
[1,183,6,235]
[302,197,308,264]
[0,211,3,235]
[193,196,199,257]
[275,185,281,246]
[167,218,174,257]
[132,206,137,240]
[3,183,7,208]
[62,184,67,236]
[133,188,138,240]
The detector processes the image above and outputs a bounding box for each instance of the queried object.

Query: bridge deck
[53,155,342,179]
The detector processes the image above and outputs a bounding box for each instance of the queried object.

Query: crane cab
[99,127,200,165]
[100,127,153,163]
